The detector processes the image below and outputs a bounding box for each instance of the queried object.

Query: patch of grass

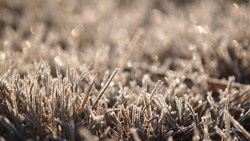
[0,0,250,140]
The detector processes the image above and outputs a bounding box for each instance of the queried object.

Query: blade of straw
[80,74,97,111]
[150,80,163,102]
[143,90,151,119]
[92,68,119,110]
[226,110,250,140]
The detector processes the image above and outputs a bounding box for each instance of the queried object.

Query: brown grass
[0,0,250,140]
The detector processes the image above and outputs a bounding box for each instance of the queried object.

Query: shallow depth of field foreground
[0,0,250,140]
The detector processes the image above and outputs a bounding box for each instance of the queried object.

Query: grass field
[0,0,250,140]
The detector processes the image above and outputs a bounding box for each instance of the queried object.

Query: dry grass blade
[207,77,247,91]
[79,74,97,112]
[238,109,250,122]
[77,64,93,82]
[214,126,227,140]
[22,113,43,132]
[192,122,200,141]
[143,90,151,119]
[32,61,43,81]
[0,83,12,105]
[92,68,119,110]
[121,105,130,133]
[69,120,75,141]
[225,110,250,140]
[149,80,162,102]
[130,128,141,141]
[0,115,23,139]
[186,101,200,128]
[225,76,235,93]
[79,128,98,141]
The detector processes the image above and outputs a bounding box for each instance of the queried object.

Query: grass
[0,0,250,140]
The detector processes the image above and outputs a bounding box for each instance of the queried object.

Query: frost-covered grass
[0,0,250,140]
